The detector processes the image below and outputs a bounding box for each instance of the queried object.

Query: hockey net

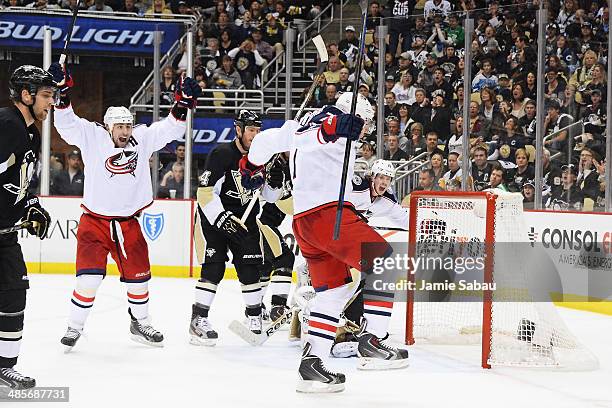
[405,190,598,370]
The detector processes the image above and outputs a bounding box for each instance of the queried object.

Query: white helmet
[335,92,375,132]
[370,159,395,179]
[104,106,133,131]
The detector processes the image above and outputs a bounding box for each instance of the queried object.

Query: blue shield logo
[142,213,164,241]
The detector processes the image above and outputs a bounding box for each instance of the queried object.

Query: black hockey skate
[189,308,218,347]
[296,342,345,393]
[0,367,36,389]
[60,327,81,353]
[356,320,409,370]
[129,310,164,347]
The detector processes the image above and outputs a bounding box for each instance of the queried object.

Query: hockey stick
[59,0,81,65]
[228,308,293,346]
[332,0,369,240]
[239,35,329,224]
[0,221,32,235]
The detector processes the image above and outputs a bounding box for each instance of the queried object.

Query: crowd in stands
[303,0,609,211]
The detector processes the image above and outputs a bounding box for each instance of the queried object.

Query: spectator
[445,116,465,158]
[316,84,338,108]
[576,147,601,202]
[522,180,536,209]
[392,72,417,105]
[544,67,566,102]
[386,116,407,151]
[519,99,537,141]
[219,28,238,55]
[158,163,184,199]
[359,141,377,168]
[510,82,530,120]
[510,148,535,191]
[323,56,342,84]
[212,55,242,89]
[262,13,285,56]
[208,11,234,39]
[468,100,490,140]
[414,169,442,191]
[365,1,383,31]
[471,145,493,191]
[488,163,509,191]
[226,0,247,21]
[444,14,465,48]
[546,164,583,210]
[118,0,143,14]
[251,28,275,62]
[405,122,427,158]
[491,117,525,163]
[479,87,502,137]
[440,151,462,190]
[384,74,397,94]
[497,73,512,100]
[427,67,453,105]
[51,150,84,196]
[581,63,607,105]
[228,39,266,89]
[338,25,359,55]
[429,152,445,187]
[569,49,597,91]
[582,88,606,136]
[384,134,409,161]
[398,103,411,136]
[162,142,185,175]
[145,0,171,16]
[472,59,498,92]
[159,66,176,106]
[561,84,581,123]
[384,91,400,118]
[358,84,375,106]
[542,147,563,198]
[26,0,60,9]
[424,0,451,22]
[417,53,438,89]
[410,88,431,130]
[336,68,353,93]
[543,98,573,156]
[429,90,451,142]
[87,0,113,11]
[387,0,413,57]
[424,131,444,158]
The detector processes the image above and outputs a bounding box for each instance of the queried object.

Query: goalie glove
[213,210,248,243]
[239,155,265,190]
[320,113,364,143]
[22,196,51,240]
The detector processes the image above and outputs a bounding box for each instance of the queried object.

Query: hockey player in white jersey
[239,93,408,393]
[48,62,201,350]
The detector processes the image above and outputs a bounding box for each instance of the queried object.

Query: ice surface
[9,274,612,408]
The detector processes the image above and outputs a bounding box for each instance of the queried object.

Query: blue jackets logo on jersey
[105,150,138,176]
[142,213,164,240]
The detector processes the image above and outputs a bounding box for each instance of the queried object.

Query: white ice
[8,274,612,408]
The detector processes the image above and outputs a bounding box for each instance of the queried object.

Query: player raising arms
[48,62,201,350]
[0,66,54,389]
[190,110,282,346]
[240,93,408,393]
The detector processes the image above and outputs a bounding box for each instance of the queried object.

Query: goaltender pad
[405,190,598,370]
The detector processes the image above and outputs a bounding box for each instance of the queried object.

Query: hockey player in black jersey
[190,110,282,345]
[0,65,54,389]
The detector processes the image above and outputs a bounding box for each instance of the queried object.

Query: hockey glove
[266,162,285,189]
[48,62,73,108]
[239,156,265,190]
[320,113,364,143]
[214,210,248,243]
[171,76,202,120]
[21,196,51,240]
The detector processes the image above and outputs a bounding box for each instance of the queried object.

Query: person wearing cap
[384,74,397,94]
[394,51,420,82]
[338,25,359,54]
[544,98,574,157]
[51,149,85,196]
[545,164,584,211]
[496,73,512,100]
[417,53,438,88]
[581,87,606,136]
[521,180,536,209]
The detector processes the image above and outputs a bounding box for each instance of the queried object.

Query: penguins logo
[105,150,138,176]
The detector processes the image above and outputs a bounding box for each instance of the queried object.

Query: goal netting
[405,189,598,370]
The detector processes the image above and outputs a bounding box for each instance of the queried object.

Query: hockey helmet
[370,159,396,179]
[9,65,58,102]
[335,92,375,133]
[104,106,134,131]
[235,109,262,131]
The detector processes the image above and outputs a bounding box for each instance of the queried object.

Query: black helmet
[9,65,57,102]
[235,109,262,131]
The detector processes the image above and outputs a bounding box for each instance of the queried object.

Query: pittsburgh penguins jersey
[198,140,281,228]
[0,106,40,228]
[54,105,186,218]
[350,175,409,229]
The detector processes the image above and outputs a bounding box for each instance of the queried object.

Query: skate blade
[357,356,409,370]
[62,345,75,354]
[296,380,345,393]
[189,335,217,347]
[130,334,164,348]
